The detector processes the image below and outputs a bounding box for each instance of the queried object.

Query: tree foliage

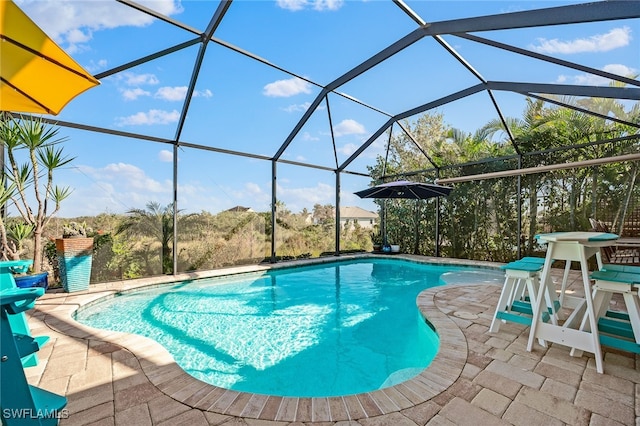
[366,94,639,262]
[0,113,73,271]
[116,202,200,275]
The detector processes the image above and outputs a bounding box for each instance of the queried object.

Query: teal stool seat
[518,257,546,265]
[601,264,640,274]
[499,260,543,272]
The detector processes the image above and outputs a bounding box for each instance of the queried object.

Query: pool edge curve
[35,254,503,422]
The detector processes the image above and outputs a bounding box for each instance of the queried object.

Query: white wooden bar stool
[490,259,559,335]
[587,266,640,353]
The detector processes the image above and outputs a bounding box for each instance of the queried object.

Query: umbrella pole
[382,200,387,246]
[414,201,419,254]
[435,196,441,257]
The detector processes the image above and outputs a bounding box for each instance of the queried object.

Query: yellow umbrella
[0,0,99,115]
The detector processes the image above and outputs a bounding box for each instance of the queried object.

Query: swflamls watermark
[2,408,69,420]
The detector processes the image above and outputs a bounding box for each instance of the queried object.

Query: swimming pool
[75,258,502,397]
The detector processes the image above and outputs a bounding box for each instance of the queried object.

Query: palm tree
[116,202,178,274]
[550,79,640,233]
[116,202,202,274]
[480,99,561,254]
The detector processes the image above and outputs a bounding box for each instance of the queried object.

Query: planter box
[55,238,93,293]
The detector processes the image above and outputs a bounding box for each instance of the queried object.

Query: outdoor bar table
[615,237,640,248]
[527,231,619,374]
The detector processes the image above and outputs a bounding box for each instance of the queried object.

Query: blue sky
[11,0,640,218]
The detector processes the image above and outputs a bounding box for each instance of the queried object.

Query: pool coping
[36,253,503,422]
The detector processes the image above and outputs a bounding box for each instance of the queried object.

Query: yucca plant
[0,113,74,272]
[7,222,35,260]
[0,176,19,261]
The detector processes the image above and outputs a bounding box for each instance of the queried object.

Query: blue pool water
[75,259,501,397]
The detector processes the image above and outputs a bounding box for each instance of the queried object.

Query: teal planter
[55,238,93,293]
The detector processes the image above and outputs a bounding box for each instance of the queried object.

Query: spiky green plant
[0,113,74,271]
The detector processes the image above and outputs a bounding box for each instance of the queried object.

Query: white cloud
[240,182,272,207]
[85,59,108,73]
[59,164,279,217]
[116,109,180,126]
[176,182,201,198]
[211,182,271,208]
[158,150,173,162]
[245,182,263,196]
[123,73,159,86]
[19,0,183,51]
[156,86,187,101]
[100,163,167,193]
[302,132,319,141]
[555,64,637,86]
[57,163,175,216]
[312,0,343,11]
[277,0,306,11]
[195,89,213,98]
[277,182,334,212]
[603,63,636,77]
[530,27,631,54]
[337,143,358,156]
[263,77,312,97]
[66,28,91,44]
[74,163,167,197]
[333,119,366,137]
[154,87,212,101]
[358,134,387,159]
[283,102,312,113]
[276,0,343,11]
[121,88,150,101]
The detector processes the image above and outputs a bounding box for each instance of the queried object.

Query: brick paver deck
[19,255,640,425]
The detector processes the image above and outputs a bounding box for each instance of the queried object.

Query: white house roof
[339,206,378,220]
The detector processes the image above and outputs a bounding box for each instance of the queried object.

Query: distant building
[225,206,254,213]
[339,206,378,230]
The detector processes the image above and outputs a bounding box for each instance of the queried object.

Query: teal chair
[0,260,50,368]
[1,287,67,425]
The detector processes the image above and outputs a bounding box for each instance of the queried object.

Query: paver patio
[19,255,640,425]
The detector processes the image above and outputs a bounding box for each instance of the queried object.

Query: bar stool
[586,265,640,353]
[490,259,559,336]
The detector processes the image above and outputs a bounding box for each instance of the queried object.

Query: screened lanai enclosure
[1,0,639,284]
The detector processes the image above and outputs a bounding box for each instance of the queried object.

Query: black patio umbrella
[354,180,453,199]
[355,180,453,255]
